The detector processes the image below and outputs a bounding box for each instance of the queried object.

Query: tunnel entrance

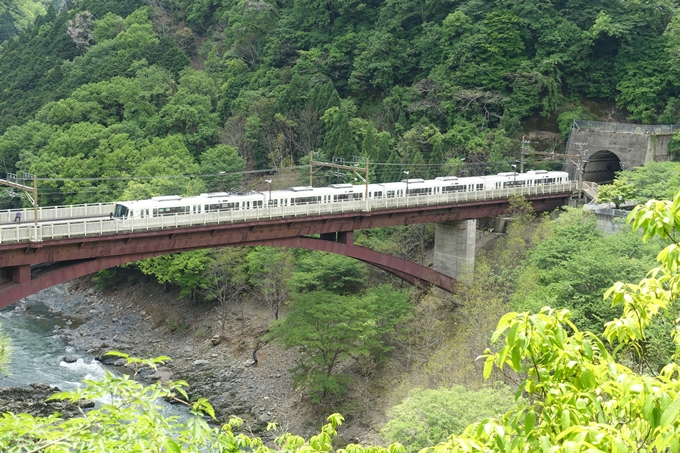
[584,150,622,183]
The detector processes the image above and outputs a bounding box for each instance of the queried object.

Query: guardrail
[0,203,115,224]
[0,183,576,244]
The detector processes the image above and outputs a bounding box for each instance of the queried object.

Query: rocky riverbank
[0,383,90,418]
[21,280,381,445]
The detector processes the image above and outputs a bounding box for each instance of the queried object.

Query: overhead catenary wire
[9,158,558,183]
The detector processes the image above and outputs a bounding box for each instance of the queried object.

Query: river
[0,290,187,420]
[0,295,106,390]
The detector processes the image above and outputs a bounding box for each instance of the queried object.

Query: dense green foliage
[381,384,516,453]
[4,0,680,446]
[2,192,680,453]
[267,285,412,403]
[0,0,47,44]
[512,208,676,370]
[596,177,637,207]
[599,161,680,205]
[3,0,680,212]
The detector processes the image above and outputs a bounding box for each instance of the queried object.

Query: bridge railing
[0,183,576,244]
[0,203,116,224]
[572,120,678,135]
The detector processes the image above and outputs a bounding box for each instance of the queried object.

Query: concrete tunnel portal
[584,150,622,184]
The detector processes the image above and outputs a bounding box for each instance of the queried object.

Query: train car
[113,191,266,219]
[112,170,571,219]
[113,195,207,219]
[434,176,486,194]
[484,170,569,190]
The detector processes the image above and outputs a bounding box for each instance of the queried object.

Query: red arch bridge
[0,184,576,308]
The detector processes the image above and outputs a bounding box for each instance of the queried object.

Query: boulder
[62,355,78,364]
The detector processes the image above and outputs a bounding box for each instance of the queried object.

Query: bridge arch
[0,189,573,307]
[0,236,454,309]
[584,150,622,184]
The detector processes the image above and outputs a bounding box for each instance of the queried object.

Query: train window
[114,204,129,218]
[206,202,240,211]
[292,196,321,205]
[408,188,430,196]
[374,191,383,197]
[442,185,466,193]
[156,206,189,215]
[476,184,483,190]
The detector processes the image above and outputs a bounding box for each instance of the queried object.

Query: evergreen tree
[278,73,309,114]
[407,151,426,179]
[382,149,402,182]
[429,141,446,178]
[375,132,392,163]
[309,80,341,114]
[361,124,377,161]
[324,109,357,162]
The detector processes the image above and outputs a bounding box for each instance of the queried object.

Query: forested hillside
[1,0,680,208]
[0,0,54,44]
[4,3,680,449]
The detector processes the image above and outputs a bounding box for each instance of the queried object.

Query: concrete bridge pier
[434,219,476,284]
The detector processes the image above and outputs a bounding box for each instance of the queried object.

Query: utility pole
[309,151,313,186]
[265,179,272,206]
[0,172,40,241]
[218,171,225,192]
[33,174,37,231]
[520,136,530,173]
[573,142,588,203]
[365,157,369,206]
[308,155,371,210]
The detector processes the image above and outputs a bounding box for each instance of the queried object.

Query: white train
[112,170,570,219]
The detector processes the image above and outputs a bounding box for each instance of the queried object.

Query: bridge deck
[0,183,576,245]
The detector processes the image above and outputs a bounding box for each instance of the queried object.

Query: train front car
[112,201,135,219]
